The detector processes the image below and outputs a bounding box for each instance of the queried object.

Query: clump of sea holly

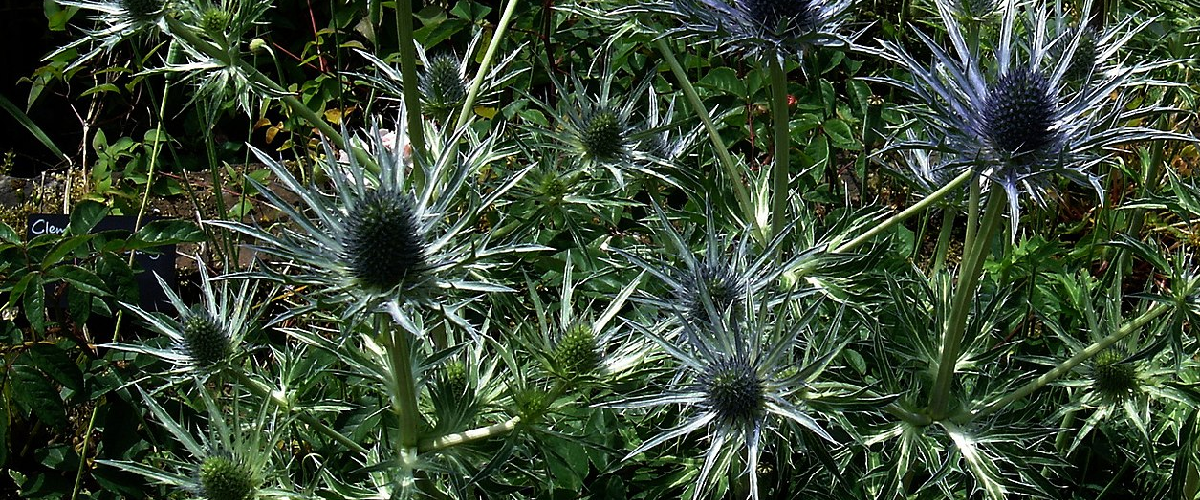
[1091,348,1139,403]
[420,53,468,115]
[341,189,427,291]
[199,454,259,500]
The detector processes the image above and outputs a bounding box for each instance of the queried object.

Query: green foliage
[8,0,1200,498]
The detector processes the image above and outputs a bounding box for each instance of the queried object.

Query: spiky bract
[121,0,163,20]
[677,260,744,324]
[577,108,628,163]
[341,189,427,291]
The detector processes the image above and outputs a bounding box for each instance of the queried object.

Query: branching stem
[233,370,368,454]
[418,417,521,453]
[832,170,973,254]
[453,0,520,130]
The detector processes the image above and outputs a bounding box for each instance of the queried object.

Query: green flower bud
[578,108,626,163]
[181,308,231,368]
[554,324,601,379]
[200,455,257,500]
[419,54,467,114]
[1092,348,1139,403]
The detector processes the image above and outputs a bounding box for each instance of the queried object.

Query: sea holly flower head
[210,114,544,324]
[670,0,854,63]
[872,0,1192,236]
[616,294,843,500]
[53,0,170,69]
[111,260,262,377]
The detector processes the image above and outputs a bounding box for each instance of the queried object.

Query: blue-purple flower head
[873,0,1192,235]
[672,0,854,62]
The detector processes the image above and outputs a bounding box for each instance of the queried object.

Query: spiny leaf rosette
[199,454,258,500]
[181,308,231,368]
[341,189,427,291]
[420,53,467,114]
[701,356,766,427]
[1092,348,1139,403]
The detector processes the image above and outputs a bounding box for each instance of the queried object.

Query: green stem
[833,169,973,254]
[973,301,1173,419]
[653,39,757,238]
[928,186,1006,419]
[931,208,955,276]
[385,320,421,449]
[769,57,791,240]
[233,370,368,453]
[418,416,521,453]
[394,0,426,158]
[70,404,99,500]
[453,0,520,131]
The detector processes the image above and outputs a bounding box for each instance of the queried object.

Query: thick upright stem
[973,301,1173,419]
[653,39,757,237]
[453,0,520,130]
[418,416,520,453]
[394,0,426,157]
[832,170,973,254]
[928,187,1006,419]
[769,58,791,239]
[386,322,422,449]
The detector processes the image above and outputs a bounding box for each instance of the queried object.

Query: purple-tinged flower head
[671,0,854,63]
[871,0,1193,236]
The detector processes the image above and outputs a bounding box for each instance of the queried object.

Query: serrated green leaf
[823,118,858,148]
[68,201,107,236]
[699,67,746,99]
[11,364,67,429]
[27,344,85,394]
[23,276,46,333]
[132,220,205,246]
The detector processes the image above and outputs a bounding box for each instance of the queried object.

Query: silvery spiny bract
[112,262,261,376]
[617,295,842,500]
[54,0,170,69]
[211,116,545,323]
[872,0,1191,235]
[669,0,853,62]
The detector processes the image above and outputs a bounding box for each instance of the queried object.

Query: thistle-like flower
[614,202,821,332]
[872,0,1191,235]
[530,63,683,188]
[111,260,261,377]
[668,0,854,63]
[210,115,545,324]
[419,53,469,116]
[617,294,843,500]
